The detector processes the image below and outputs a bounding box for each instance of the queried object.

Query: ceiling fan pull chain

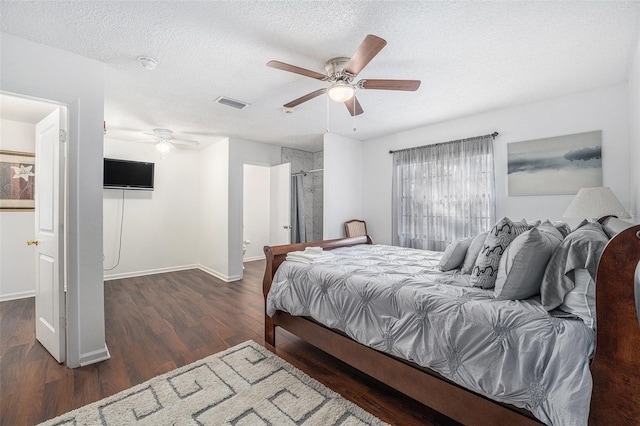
[352,96,357,132]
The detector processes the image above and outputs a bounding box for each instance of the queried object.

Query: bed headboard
[636,260,640,328]
[590,219,640,424]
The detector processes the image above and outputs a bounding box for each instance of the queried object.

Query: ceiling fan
[267,34,421,116]
[133,128,200,152]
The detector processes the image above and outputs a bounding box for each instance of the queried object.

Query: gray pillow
[438,237,473,271]
[552,221,572,238]
[460,231,489,274]
[600,216,633,239]
[471,217,530,289]
[572,219,589,232]
[557,268,596,329]
[537,220,565,241]
[540,222,610,311]
[494,227,563,300]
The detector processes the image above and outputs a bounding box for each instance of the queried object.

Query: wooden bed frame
[263,226,640,425]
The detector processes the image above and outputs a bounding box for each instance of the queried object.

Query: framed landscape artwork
[507,131,602,196]
[0,150,36,210]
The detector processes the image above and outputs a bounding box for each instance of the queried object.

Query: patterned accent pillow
[470,217,530,289]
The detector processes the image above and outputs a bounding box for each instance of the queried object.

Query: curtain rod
[292,168,323,176]
[388,132,498,154]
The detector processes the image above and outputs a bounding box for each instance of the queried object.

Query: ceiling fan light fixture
[156,140,171,152]
[328,83,355,103]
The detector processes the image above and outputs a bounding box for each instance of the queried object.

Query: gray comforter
[266,244,595,425]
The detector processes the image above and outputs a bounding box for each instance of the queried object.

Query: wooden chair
[344,219,367,237]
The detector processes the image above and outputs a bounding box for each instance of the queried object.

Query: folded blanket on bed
[286,247,335,264]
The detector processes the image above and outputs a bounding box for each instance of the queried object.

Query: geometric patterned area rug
[39,340,389,426]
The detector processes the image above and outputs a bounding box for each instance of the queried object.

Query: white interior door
[33,108,66,363]
[270,163,291,245]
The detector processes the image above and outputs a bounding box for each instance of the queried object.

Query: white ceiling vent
[214,96,250,110]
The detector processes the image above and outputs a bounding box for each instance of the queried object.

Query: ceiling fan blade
[267,60,327,80]
[131,139,159,144]
[344,34,387,76]
[359,79,421,91]
[170,138,199,146]
[344,96,364,116]
[284,88,327,108]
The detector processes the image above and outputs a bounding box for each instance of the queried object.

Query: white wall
[629,33,640,223]
[363,84,631,245]
[198,137,280,281]
[243,164,270,261]
[198,138,231,280]
[228,138,281,278]
[103,139,200,279]
[323,133,363,239]
[0,119,36,301]
[1,33,107,367]
[103,137,281,282]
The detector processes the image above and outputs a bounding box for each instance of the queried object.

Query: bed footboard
[262,235,372,345]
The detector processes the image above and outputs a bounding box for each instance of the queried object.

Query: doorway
[0,92,68,363]
[242,163,291,264]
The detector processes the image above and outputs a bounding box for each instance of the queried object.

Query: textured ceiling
[1,1,639,152]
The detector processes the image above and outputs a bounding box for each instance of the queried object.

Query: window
[392,135,495,251]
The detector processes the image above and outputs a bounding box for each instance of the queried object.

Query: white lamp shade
[563,187,630,219]
[327,84,355,102]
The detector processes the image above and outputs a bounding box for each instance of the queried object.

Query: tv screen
[103,158,154,190]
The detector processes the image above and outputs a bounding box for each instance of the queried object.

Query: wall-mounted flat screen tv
[103,158,154,190]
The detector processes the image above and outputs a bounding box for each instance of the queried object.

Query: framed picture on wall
[507,130,602,196]
[0,150,36,210]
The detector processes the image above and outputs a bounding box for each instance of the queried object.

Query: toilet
[242,240,250,269]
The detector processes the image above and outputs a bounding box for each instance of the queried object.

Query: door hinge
[59,129,67,143]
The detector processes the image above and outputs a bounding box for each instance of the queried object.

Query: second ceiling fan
[267,34,420,116]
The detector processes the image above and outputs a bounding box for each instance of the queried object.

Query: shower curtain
[291,175,306,243]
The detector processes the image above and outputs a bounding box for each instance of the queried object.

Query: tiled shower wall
[281,147,323,242]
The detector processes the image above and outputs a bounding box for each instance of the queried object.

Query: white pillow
[494,227,562,300]
[559,268,596,329]
[438,237,473,271]
[460,231,489,274]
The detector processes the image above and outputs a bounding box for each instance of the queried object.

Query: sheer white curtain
[392,134,496,251]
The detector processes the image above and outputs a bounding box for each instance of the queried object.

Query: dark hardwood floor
[0,260,459,426]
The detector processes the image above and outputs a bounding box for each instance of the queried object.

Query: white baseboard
[197,265,242,282]
[0,290,35,302]
[78,343,111,367]
[102,264,244,283]
[103,264,199,281]
[243,254,265,262]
